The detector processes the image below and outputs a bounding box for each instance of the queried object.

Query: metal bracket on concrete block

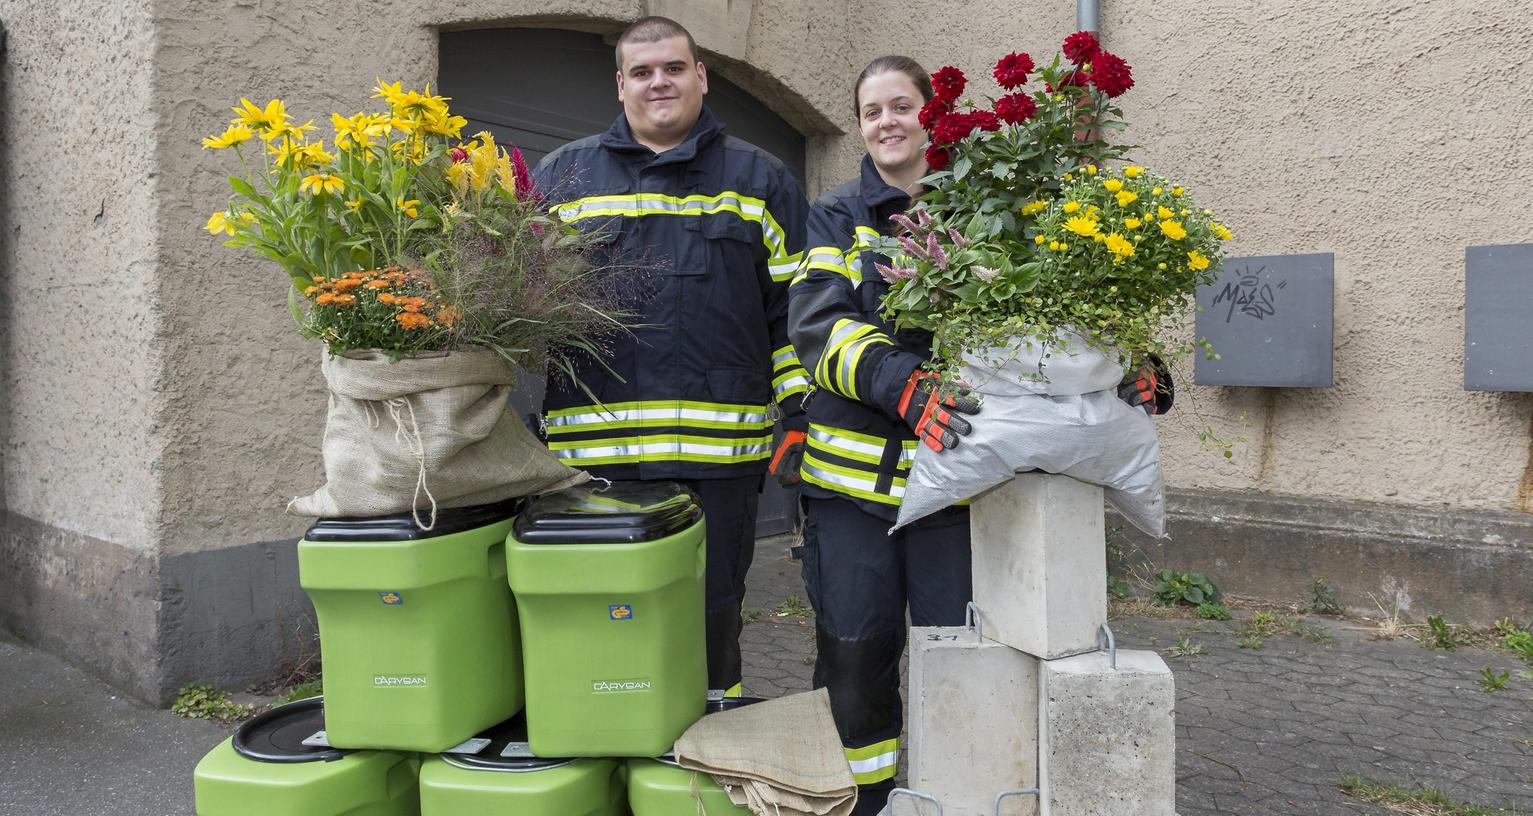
[1097,623,1117,669]
[994,787,1040,815]
[965,601,984,642]
[889,787,943,815]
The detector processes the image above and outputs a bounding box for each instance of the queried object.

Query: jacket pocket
[706,365,770,405]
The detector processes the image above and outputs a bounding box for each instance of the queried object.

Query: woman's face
[857,71,927,176]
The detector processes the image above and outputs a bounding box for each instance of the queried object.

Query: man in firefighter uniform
[532,16,810,697]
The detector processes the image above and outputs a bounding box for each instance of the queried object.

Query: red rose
[918,97,950,131]
[970,110,1001,133]
[994,93,1037,125]
[930,112,972,146]
[1062,31,1100,64]
[992,52,1034,89]
[931,66,967,103]
[1091,50,1134,97]
[924,143,950,171]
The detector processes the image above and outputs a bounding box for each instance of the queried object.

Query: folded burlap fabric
[674,688,857,816]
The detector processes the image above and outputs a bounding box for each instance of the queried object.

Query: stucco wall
[152,0,855,557]
[1106,0,1533,513]
[1,0,162,552]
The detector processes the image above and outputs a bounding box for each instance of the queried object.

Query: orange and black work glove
[897,370,980,453]
[1117,356,1174,415]
[770,429,807,487]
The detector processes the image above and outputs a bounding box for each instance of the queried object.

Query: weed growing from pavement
[776,594,814,617]
[1477,668,1511,693]
[172,683,255,724]
[1196,602,1232,621]
[1167,637,1205,658]
[1107,575,1135,599]
[273,677,323,706]
[741,608,766,626]
[1237,635,1265,650]
[1339,773,1521,815]
[1427,615,1462,650]
[1301,577,1344,616]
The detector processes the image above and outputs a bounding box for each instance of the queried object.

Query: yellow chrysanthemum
[1064,215,1100,238]
[1187,250,1211,271]
[1020,199,1049,216]
[395,196,421,218]
[1103,179,1123,193]
[344,198,364,212]
[1213,222,1234,241]
[1084,164,1098,175]
[1157,206,1175,220]
[1152,187,1164,195]
[1159,220,1187,240]
[1123,166,1143,178]
[1115,190,1138,207]
[1157,262,1168,270]
[231,98,287,133]
[1049,240,1062,251]
[1062,172,1074,182]
[299,172,344,196]
[206,211,234,236]
[202,123,254,150]
[1062,201,1081,214]
[1034,234,1047,245]
[1105,233,1134,259]
[1171,186,1185,197]
[1123,217,1142,230]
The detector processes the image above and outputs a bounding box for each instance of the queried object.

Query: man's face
[616,35,707,148]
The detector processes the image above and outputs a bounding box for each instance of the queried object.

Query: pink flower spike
[898,235,929,260]
[971,264,999,282]
[930,240,948,270]
[915,208,933,228]
[875,262,902,284]
[890,212,920,234]
[946,227,971,249]
[511,146,536,200]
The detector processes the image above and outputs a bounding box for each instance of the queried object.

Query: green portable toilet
[506,482,706,757]
[627,697,762,815]
[299,499,524,752]
[418,715,626,815]
[194,697,420,816]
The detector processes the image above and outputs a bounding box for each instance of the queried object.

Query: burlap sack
[674,688,857,816]
[287,347,587,528]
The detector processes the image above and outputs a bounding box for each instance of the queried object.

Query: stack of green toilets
[193,482,758,815]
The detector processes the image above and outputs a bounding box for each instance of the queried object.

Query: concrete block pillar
[969,474,1107,659]
[908,624,1040,816]
[1039,650,1176,816]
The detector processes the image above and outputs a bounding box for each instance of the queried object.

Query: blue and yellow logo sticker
[379,592,404,606]
[609,604,634,621]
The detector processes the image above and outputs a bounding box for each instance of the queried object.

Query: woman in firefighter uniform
[784,56,1169,814]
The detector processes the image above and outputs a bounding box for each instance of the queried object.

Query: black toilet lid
[443,713,575,771]
[303,497,523,542]
[233,697,349,763]
[512,482,701,545]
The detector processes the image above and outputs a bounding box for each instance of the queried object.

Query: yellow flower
[395,195,421,218]
[1158,262,1168,270]
[237,212,257,225]
[206,211,234,236]
[421,108,468,138]
[1086,204,1101,215]
[1187,250,1211,271]
[231,98,287,133]
[1152,186,1164,195]
[1104,233,1134,259]
[332,113,377,151]
[1213,222,1234,241]
[1144,210,1157,221]
[264,119,317,144]
[202,123,254,149]
[1123,217,1142,230]
[1157,205,1175,220]
[448,161,475,192]
[1115,190,1138,207]
[1034,234,1047,245]
[1062,172,1074,182]
[371,80,404,104]
[1064,215,1100,238]
[1084,164,1098,175]
[1062,201,1081,214]
[1049,240,1062,251]
[1059,242,1069,250]
[299,172,344,196]
[1103,179,1123,193]
[1159,220,1187,240]
[1123,166,1143,178]
[1172,186,1185,197]
[1020,199,1049,216]
[345,198,364,212]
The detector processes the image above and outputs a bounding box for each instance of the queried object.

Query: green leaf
[1185,587,1206,605]
[953,156,973,182]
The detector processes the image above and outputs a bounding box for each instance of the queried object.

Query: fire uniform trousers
[787,154,968,813]
[534,107,811,694]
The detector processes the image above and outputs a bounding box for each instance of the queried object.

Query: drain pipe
[1077,0,1098,34]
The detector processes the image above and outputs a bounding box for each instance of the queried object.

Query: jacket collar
[859,153,913,210]
[600,105,724,165]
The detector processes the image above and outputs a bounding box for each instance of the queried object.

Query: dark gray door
[439,28,807,537]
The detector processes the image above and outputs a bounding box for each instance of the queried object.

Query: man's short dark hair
[615,16,699,69]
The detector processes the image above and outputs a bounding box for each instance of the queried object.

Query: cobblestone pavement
[742,535,1533,815]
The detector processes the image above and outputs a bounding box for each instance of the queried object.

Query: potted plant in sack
[877,34,1232,535]
[202,83,632,528]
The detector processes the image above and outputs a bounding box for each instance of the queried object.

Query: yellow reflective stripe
[549,433,772,466]
[722,683,743,698]
[807,424,915,467]
[547,399,764,418]
[845,738,899,784]
[817,320,877,399]
[839,334,893,400]
[551,192,795,280]
[546,400,770,435]
[772,345,803,372]
[773,371,810,401]
[801,452,906,505]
